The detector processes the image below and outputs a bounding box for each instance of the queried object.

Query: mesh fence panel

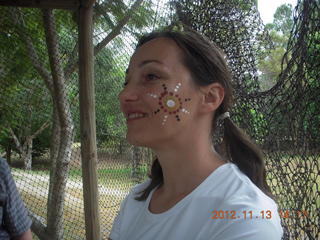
[173,0,319,239]
[93,1,173,237]
[1,6,84,240]
[0,1,172,239]
[0,0,318,239]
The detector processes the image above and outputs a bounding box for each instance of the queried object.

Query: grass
[68,163,149,191]
[21,191,86,240]
[13,168,49,176]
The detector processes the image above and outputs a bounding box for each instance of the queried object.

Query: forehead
[129,37,184,69]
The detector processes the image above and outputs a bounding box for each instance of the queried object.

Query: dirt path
[12,170,128,198]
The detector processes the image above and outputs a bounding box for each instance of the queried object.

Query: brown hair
[133,29,271,201]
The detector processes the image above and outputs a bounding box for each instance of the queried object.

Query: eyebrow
[125,59,164,75]
[139,59,164,67]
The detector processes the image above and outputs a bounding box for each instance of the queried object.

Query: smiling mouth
[127,113,148,122]
[127,117,145,122]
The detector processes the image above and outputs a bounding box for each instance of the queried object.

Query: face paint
[147,83,191,125]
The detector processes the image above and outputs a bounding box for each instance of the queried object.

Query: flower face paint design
[147,83,191,125]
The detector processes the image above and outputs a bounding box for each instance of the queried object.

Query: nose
[118,84,139,105]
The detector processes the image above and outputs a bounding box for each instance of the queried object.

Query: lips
[123,110,147,118]
[126,117,146,123]
[126,111,148,122]
[127,117,145,123]
[125,110,146,116]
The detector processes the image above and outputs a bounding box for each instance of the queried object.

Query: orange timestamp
[210,209,309,220]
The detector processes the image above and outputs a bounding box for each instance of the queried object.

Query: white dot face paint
[166,99,176,108]
[181,108,190,114]
[162,115,168,125]
[146,82,191,126]
[147,93,158,99]
[174,83,181,92]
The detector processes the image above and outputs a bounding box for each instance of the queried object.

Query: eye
[146,74,159,81]
[123,81,128,87]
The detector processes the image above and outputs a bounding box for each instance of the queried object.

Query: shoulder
[210,212,283,239]
[210,163,280,217]
[109,180,151,239]
[207,163,283,239]
[0,158,32,237]
[0,158,10,175]
[0,158,13,188]
[204,163,273,202]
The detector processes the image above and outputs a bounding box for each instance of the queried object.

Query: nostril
[118,86,139,102]
[123,93,139,102]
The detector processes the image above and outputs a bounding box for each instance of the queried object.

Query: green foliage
[258,4,293,91]
[94,45,127,146]
[302,7,320,143]
[0,1,158,155]
[271,4,294,35]
[91,1,167,149]
[0,9,52,154]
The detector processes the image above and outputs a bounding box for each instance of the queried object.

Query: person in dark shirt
[0,157,32,240]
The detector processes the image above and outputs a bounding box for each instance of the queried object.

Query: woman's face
[118,37,200,148]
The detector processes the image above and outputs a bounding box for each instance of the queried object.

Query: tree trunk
[47,105,60,224]
[118,138,125,155]
[131,146,141,182]
[9,120,50,172]
[5,143,12,165]
[46,112,73,240]
[42,9,74,240]
[9,128,33,170]
[22,139,33,170]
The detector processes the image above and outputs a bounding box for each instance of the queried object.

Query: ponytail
[222,118,272,197]
[135,158,163,201]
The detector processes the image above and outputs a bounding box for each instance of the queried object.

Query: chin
[126,134,160,149]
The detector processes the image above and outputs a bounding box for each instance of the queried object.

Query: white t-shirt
[109,163,283,240]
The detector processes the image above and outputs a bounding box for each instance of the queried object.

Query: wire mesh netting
[0,1,172,239]
[174,0,319,239]
[0,0,319,239]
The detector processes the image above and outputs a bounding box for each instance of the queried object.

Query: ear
[199,83,224,113]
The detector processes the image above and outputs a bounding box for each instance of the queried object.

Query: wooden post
[78,1,101,240]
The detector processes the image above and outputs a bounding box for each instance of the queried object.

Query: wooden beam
[81,0,96,8]
[78,3,101,240]
[0,0,79,9]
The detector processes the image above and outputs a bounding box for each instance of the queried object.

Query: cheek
[146,82,192,126]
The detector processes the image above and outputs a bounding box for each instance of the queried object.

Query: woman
[109,29,283,240]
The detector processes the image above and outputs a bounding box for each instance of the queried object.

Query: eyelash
[146,73,159,81]
[122,73,159,87]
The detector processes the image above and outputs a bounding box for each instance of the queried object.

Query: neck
[153,136,226,197]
